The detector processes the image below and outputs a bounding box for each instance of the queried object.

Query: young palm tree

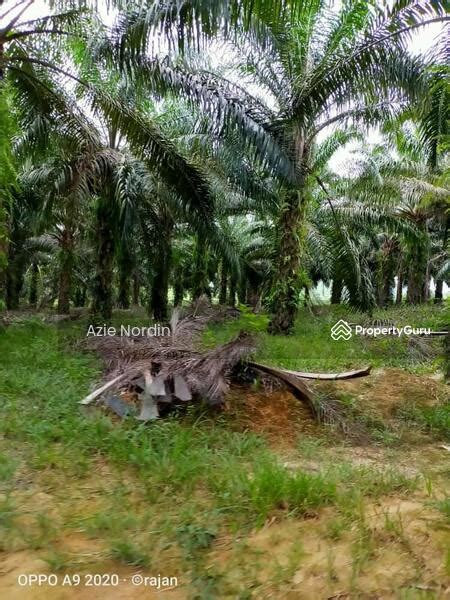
[109,0,447,332]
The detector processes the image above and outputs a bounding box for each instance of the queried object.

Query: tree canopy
[0,0,448,326]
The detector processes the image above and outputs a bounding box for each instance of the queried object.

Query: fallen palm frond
[80,331,256,413]
[80,302,371,428]
[284,366,371,380]
[80,374,128,405]
[81,301,241,367]
[247,362,317,417]
[246,362,372,437]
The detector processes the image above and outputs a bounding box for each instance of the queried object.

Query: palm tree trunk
[150,224,173,321]
[246,281,260,308]
[303,286,310,307]
[228,275,237,307]
[173,279,184,307]
[406,241,428,304]
[268,189,305,334]
[173,262,184,307]
[0,220,8,309]
[434,279,443,304]
[406,278,422,304]
[219,262,228,305]
[91,198,115,321]
[331,278,343,304]
[5,214,26,309]
[192,234,209,300]
[73,285,86,307]
[396,272,403,304]
[0,81,14,309]
[57,226,74,314]
[151,274,169,321]
[132,273,140,306]
[444,332,450,382]
[6,253,26,309]
[378,269,394,307]
[29,262,38,307]
[117,246,133,309]
[238,277,247,305]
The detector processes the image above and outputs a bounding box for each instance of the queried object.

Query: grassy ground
[0,304,449,599]
[203,303,448,373]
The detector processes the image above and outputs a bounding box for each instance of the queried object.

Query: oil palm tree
[0,1,223,313]
[333,131,449,306]
[107,0,448,332]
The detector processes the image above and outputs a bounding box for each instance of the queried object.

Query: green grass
[110,540,151,567]
[203,303,448,373]
[434,497,450,523]
[397,403,450,441]
[0,310,447,595]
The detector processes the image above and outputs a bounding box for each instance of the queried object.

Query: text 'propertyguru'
[354,325,431,338]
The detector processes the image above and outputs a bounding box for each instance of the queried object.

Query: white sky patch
[1,1,445,53]
[1,0,447,172]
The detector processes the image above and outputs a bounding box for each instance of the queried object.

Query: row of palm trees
[0,0,448,332]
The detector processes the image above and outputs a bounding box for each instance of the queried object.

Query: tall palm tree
[107,0,447,332]
[0,0,88,300]
[0,1,223,314]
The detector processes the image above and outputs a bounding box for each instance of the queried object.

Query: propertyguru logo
[330,319,432,341]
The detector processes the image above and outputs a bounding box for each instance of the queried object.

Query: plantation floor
[0,306,449,599]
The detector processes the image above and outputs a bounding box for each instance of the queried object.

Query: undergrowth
[0,311,448,595]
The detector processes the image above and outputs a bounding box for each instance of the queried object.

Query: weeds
[176,524,216,555]
[42,549,73,571]
[324,517,347,541]
[0,313,448,597]
[398,403,450,440]
[433,497,450,523]
[0,453,17,483]
[110,540,150,567]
